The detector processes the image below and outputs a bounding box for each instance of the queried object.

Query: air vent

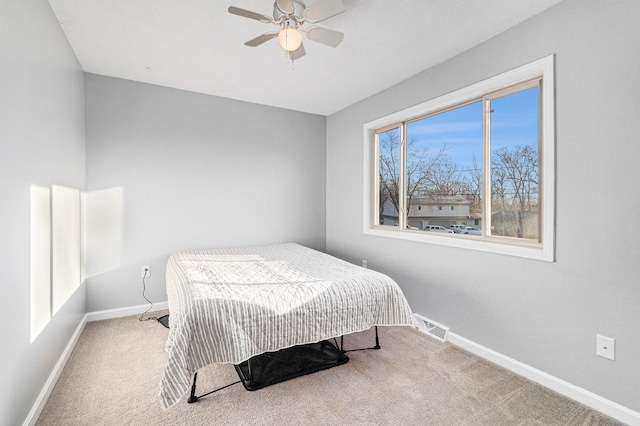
[415,314,449,342]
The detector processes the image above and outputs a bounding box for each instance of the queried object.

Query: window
[364,56,555,261]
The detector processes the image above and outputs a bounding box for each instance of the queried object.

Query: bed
[160,242,415,409]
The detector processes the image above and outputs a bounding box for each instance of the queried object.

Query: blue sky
[406,86,539,172]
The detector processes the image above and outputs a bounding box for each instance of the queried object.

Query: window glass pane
[405,101,483,233]
[489,86,539,240]
[377,128,401,227]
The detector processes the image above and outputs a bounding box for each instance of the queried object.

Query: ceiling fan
[228,0,345,62]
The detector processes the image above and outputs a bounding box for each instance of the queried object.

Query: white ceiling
[48,0,562,116]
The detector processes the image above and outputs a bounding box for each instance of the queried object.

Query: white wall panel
[30,185,51,342]
[85,187,124,278]
[52,185,81,314]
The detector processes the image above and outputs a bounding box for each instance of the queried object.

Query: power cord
[138,268,169,328]
[138,269,158,322]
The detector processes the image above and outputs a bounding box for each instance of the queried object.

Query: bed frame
[187,327,381,403]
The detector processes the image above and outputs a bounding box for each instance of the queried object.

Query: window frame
[363,55,555,262]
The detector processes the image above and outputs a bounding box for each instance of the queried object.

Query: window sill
[364,226,553,262]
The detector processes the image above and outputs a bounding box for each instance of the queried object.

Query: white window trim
[363,55,555,262]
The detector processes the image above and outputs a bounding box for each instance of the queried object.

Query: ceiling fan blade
[306,26,344,48]
[289,42,306,61]
[228,6,272,22]
[304,0,345,23]
[244,32,279,47]
[276,0,295,14]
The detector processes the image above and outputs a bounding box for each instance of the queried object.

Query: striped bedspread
[160,243,415,408]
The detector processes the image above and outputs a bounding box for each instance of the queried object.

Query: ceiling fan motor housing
[273,0,306,20]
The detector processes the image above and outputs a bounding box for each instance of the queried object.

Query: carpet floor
[36,311,622,425]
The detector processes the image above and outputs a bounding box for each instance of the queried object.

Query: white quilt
[160,243,415,408]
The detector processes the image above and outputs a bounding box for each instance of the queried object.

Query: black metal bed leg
[187,372,199,403]
[374,326,381,349]
[186,371,242,404]
[341,326,382,353]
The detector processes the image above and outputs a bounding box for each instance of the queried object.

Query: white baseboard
[24,301,169,426]
[85,301,169,322]
[448,332,640,426]
[27,305,639,425]
[23,314,88,426]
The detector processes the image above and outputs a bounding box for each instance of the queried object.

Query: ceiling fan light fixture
[277,26,302,52]
[228,0,346,61]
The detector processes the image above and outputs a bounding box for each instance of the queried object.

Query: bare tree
[379,132,458,220]
[466,153,483,213]
[491,145,538,238]
[424,148,464,196]
[379,129,538,238]
[378,130,401,223]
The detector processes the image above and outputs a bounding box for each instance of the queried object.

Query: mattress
[160,243,415,408]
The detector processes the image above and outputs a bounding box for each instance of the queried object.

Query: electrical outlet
[596,334,615,360]
[362,260,368,268]
[141,265,150,278]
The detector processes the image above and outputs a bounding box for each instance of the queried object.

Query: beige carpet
[36,312,622,425]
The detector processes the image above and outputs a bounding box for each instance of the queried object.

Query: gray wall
[4,0,639,421]
[84,75,327,312]
[326,0,640,412]
[0,1,86,424]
